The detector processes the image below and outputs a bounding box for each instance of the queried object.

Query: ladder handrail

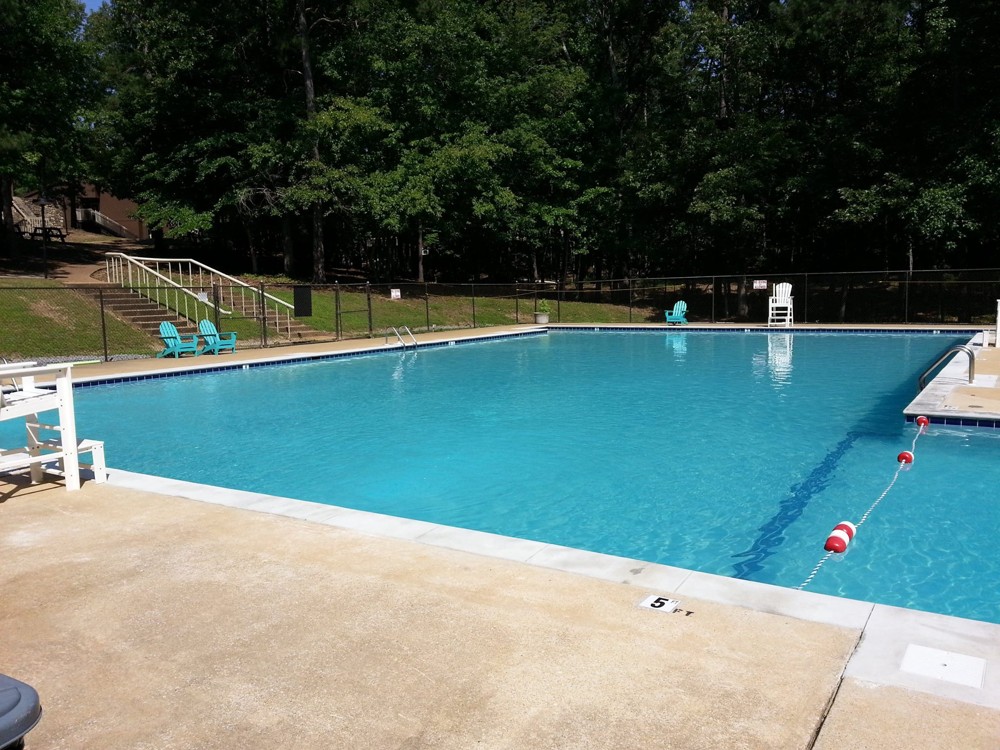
[917,344,976,392]
[385,327,406,347]
[400,326,418,346]
[105,253,297,340]
[384,326,418,347]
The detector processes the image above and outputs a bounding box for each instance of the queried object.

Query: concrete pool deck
[3,324,1000,748]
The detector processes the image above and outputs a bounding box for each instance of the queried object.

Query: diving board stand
[0,362,106,490]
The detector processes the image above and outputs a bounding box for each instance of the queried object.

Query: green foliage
[0,0,95,226]
[73,0,1000,279]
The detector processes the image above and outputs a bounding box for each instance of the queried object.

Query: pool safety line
[796,416,930,591]
[731,432,861,579]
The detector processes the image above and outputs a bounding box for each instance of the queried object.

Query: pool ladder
[917,344,975,392]
[385,326,418,348]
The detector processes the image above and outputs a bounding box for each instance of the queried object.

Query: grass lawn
[264,286,661,338]
[0,279,155,359]
[0,274,664,362]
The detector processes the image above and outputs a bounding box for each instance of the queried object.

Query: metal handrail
[400,326,418,346]
[105,253,223,324]
[75,208,138,240]
[917,344,976,391]
[385,327,406,347]
[106,254,293,310]
[11,198,39,231]
[105,253,295,338]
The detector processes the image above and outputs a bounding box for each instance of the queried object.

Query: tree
[0,0,93,246]
[92,0,305,262]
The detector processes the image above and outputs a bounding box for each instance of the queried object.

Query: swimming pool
[18,331,1000,623]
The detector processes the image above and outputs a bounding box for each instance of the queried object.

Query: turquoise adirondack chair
[197,319,237,355]
[665,301,688,325]
[157,321,200,358]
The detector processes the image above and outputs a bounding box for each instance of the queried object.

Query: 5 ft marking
[638,595,680,613]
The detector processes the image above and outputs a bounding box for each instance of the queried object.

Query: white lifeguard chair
[0,362,106,490]
[767,283,794,327]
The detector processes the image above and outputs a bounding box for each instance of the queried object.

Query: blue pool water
[11,331,1000,622]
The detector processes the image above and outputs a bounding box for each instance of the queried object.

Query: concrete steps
[78,285,195,335]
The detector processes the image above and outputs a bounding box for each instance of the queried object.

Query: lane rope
[795,416,929,591]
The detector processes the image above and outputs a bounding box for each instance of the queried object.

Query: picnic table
[30,226,67,243]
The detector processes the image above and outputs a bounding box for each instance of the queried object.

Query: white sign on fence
[390,288,401,300]
[753,279,768,290]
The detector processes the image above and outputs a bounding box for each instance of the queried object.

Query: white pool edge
[106,467,1000,709]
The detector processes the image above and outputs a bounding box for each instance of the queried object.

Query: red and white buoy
[824,521,856,553]
[897,450,914,464]
[916,415,929,428]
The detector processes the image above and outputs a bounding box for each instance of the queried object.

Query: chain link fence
[2,269,998,362]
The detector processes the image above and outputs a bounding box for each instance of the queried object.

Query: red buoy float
[916,415,929,427]
[824,521,856,553]
[897,450,914,464]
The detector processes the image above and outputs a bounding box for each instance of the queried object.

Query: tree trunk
[718,4,730,123]
[246,225,259,274]
[416,224,425,283]
[282,215,294,276]
[0,175,13,253]
[1,175,13,231]
[297,0,325,282]
[310,205,324,282]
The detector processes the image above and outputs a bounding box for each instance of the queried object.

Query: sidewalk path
[4,476,998,749]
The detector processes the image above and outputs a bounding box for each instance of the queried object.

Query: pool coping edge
[104,467,1000,710]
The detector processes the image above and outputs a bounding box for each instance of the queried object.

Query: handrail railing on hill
[105,253,294,337]
[12,198,38,232]
[75,209,137,240]
[105,253,224,324]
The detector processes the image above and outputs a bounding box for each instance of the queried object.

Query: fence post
[366,282,373,337]
[711,276,716,323]
[334,282,341,339]
[557,288,562,323]
[803,273,808,323]
[628,278,633,323]
[905,272,910,323]
[259,282,268,347]
[99,289,110,362]
[424,282,430,332]
[471,283,477,328]
[515,283,519,323]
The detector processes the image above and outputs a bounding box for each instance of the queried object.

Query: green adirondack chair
[157,321,200,358]
[665,301,688,325]
[197,319,238,355]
